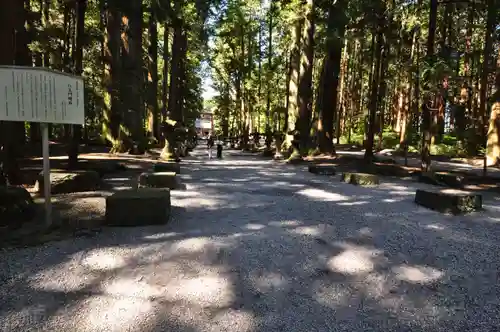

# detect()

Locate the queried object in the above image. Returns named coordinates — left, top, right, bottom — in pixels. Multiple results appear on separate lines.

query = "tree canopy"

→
left=0, top=0, right=499, bottom=184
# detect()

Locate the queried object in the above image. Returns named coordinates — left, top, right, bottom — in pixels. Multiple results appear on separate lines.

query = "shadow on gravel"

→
left=1, top=152, right=500, bottom=331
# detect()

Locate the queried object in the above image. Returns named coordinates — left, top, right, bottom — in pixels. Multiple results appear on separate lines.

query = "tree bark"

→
left=162, top=24, right=170, bottom=120
left=0, top=0, right=29, bottom=185
left=168, top=23, right=182, bottom=122
left=121, top=0, right=145, bottom=154
left=317, top=1, right=346, bottom=155
left=364, top=22, right=384, bottom=162
left=265, top=0, right=274, bottom=146
left=421, top=0, right=438, bottom=172
left=162, top=1, right=183, bottom=160
left=481, top=0, right=496, bottom=170
left=297, top=0, right=315, bottom=157
left=68, top=0, right=86, bottom=168
left=285, top=17, right=303, bottom=154
left=147, top=2, right=160, bottom=141
left=43, top=0, right=50, bottom=67
left=376, top=32, right=390, bottom=150
left=103, top=1, right=123, bottom=152
left=336, top=36, right=349, bottom=143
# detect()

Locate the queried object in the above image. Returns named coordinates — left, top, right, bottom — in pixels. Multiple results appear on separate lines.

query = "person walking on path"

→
left=207, top=134, right=214, bottom=159
left=216, top=137, right=223, bottom=159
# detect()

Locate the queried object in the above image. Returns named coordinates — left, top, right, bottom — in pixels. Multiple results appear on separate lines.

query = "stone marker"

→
left=78, top=161, right=127, bottom=178
left=341, top=172, right=380, bottom=186
left=262, top=149, right=274, bottom=158
left=308, top=165, right=336, bottom=176
left=153, top=162, right=181, bottom=174
left=418, top=171, right=466, bottom=188
left=35, top=170, right=100, bottom=196
left=286, top=157, right=304, bottom=165
left=138, top=172, right=178, bottom=190
left=106, top=188, right=171, bottom=226
left=415, top=189, right=482, bottom=214
left=0, top=186, right=37, bottom=228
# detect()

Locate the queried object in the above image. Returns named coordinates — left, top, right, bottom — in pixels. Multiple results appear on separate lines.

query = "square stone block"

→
left=35, top=170, right=100, bottom=196
left=341, top=172, right=379, bottom=186
left=415, top=189, right=482, bottom=214
left=138, top=172, right=178, bottom=190
left=309, top=164, right=336, bottom=176
left=105, top=188, right=171, bottom=226
left=153, top=162, right=181, bottom=174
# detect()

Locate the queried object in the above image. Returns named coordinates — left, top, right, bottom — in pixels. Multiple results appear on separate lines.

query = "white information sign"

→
left=0, top=66, right=84, bottom=125
left=195, top=119, right=212, bottom=130
left=0, top=66, right=85, bottom=228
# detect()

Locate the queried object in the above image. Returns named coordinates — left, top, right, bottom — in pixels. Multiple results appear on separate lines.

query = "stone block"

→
left=106, top=188, right=171, bottom=226
left=0, top=186, right=37, bottom=228
left=273, top=152, right=284, bottom=161
left=262, top=149, right=274, bottom=157
left=80, top=161, right=127, bottom=177
left=153, top=162, right=181, bottom=174
left=309, top=165, right=336, bottom=176
left=138, top=172, right=178, bottom=190
left=341, top=172, right=379, bottom=186
left=286, top=156, right=304, bottom=165
left=418, top=171, right=466, bottom=188
left=35, top=170, right=100, bottom=196
left=415, top=189, right=482, bottom=214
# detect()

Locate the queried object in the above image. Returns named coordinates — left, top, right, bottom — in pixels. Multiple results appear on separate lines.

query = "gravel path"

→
left=1, top=147, right=500, bottom=331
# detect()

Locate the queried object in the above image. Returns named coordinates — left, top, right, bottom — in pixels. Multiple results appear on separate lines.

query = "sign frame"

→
left=0, top=66, right=85, bottom=227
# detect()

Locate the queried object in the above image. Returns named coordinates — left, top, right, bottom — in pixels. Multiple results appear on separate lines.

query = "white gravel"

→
left=1, top=147, right=500, bottom=331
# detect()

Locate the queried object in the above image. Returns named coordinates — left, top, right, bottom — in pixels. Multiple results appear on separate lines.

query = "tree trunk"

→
left=221, top=83, right=230, bottom=138
left=168, top=26, right=182, bottom=122
left=412, top=21, right=421, bottom=134
left=486, top=70, right=500, bottom=165
left=265, top=0, right=274, bottom=147
left=162, top=24, right=170, bottom=120
left=0, top=0, right=29, bottom=185
left=456, top=2, right=474, bottom=145
left=297, top=0, right=315, bottom=157
left=400, top=28, right=417, bottom=147
left=481, top=0, right=496, bottom=170
left=121, top=0, right=145, bottom=154
left=68, top=0, right=86, bottom=168
left=28, top=0, right=41, bottom=145
left=376, top=32, right=390, bottom=151
left=285, top=17, right=303, bottom=154
left=364, top=23, right=384, bottom=162
left=240, top=24, right=248, bottom=150
left=421, top=0, right=438, bottom=171
left=317, top=1, right=345, bottom=155
left=247, top=32, right=254, bottom=146
left=283, top=47, right=291, bottom=135
left=147, top=3, right=160, bottom=141
left=364, top=32, right=376, bottom=144
left=103, top=1, right=123, bottom=152
left=433, top=2, right=452, bottom=143
left=43, top=0, right=50, bottom=67
left=162, top=2, right=183, bottom=160
left=336, top=36, right=349, bottom=143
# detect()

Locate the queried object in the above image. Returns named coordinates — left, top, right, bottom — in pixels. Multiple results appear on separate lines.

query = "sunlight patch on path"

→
left=289, top=226, right=323, bottom=236
left=251, top=272, right=289, bottom=292
left=392, top=265, right=444, bottom=284
left=79, top=295, right=155, bottom=332
left=327, top=244, right=384, bottom=276
left=297, top=188, right=349, bottom=202
left=81, top=249, right=127, bottom=271
left=164, top=275, right=235, bottom=307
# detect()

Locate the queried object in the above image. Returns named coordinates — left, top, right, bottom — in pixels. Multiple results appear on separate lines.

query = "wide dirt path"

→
left=1, top=146, right=500, bottom=331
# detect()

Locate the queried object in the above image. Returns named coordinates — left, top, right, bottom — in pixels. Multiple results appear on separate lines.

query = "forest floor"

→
left=1, top=145, right=500, bottom=331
